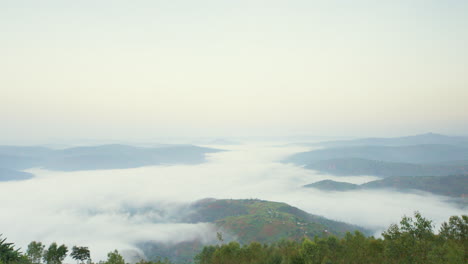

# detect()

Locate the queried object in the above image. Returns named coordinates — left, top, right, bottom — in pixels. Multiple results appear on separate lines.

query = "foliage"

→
left=136, top=260, right=174, bottom=264
left=43, top=243, right=68, bottom=264
left=70, top=246, right=91, bottom=264
left=2, top=213, right=466, bottom=264
left=195, top=213, right=468, bottom=264
left=141, top=199, right=366, bottom=263
left=0, top=235, right=23, bottom=264
left=27, top=241, right=45, bottom=264
left=189, top=199, right=367, bottom=244
left=104, top=250, right=125, bottom=264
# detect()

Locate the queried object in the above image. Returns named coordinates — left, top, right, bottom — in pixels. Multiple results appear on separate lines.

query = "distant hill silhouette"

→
left=304, top=175, right=468, bottom=198
left=0, top=144, right=221, bottom=180
left=287, top=144, right=468, bottom=165
left=0, top=168, right=34, bottom=181
left=308, top=133, right=468, bottom=147
left=299, top=158, right=468, bottom=177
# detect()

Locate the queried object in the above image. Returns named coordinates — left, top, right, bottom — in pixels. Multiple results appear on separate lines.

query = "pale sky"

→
left=1, top=0, right=468, bottom=143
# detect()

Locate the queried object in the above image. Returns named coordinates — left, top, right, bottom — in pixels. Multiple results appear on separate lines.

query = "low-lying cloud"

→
left=0, top=143, right=464, bottom=261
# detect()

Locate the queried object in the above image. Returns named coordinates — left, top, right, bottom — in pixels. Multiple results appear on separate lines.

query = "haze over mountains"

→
left=1, top=133, right=467, bottom=263
left=2, top=1, right=468, bottom=262
left=305, top=175, right=468, bottom=198
left=0, top=144, right=220, bottom=181
left=286, top=133, right=468, bottom=178
left=305, top=132, right=468, bottom=147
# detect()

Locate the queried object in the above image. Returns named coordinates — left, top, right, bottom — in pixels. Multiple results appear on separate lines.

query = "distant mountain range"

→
left=308, top=133, right=468, bottom=148
left=286, top=144, right=468, bottom=164
left=304, top=175, right=468, bottom=198
left=138, top=199, right=367, bottom=263
left=285, top=133, right=468, bottom=178
left=0, top=144, right=221, bottom=181
left=298, top=158, right=468, bottom=177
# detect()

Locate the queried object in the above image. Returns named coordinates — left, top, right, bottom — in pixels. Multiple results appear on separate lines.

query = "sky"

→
left=1, top=0, right=468, bottom=144
left=1, top=144, right=464, bottom=261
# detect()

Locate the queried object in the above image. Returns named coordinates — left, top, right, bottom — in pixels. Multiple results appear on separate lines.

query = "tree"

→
left=382, top=211, right=435, bottom=264
left=105, top=250, right=125, bottom=264
left=70, top=246, right=90, bottom=264
left=439, top=215, right=468, bottom=242
left=27, top=241, right=45, bottom=264
left=0, top=235, right=22, bottom=264
left=43, top=243, right=68, bottom=264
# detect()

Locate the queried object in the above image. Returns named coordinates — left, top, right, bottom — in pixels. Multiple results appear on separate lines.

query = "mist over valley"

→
left=1, top=135, right=466, bottom=262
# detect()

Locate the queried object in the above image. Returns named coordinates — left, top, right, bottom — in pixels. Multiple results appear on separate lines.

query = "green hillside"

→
left=186, top=199, right=366, bottom=243
left=139, top=199, right=367, bottom=263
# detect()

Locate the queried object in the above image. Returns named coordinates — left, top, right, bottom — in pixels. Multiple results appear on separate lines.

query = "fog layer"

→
left=0, top=144, right=464, bottom=261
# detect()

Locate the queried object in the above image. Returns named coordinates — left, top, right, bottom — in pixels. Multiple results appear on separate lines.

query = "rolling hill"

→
left=185, top=199, right=365, bottom=242
left=304, top=175, right=468, bottom=198
left=309, top=133, right=468, bottom=148
left=300, top=158, right=468, bottom=177
left=0, top=144, right=221, bottom=180
left=0, top=144, right=222, bottom=170
left=43, top=144, right=221, bottom=170
left=286, top=144, right=468, bottom=165
left=138, top=199, right=367, bottom=263
left=0, top=168, right=34, bottom=181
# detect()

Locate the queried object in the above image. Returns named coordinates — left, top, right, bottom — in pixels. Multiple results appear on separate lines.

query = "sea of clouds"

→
left=0, top=143, right=464, bottom=262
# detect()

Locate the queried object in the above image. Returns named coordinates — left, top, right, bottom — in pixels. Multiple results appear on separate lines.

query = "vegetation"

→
left=0, top=235, right=25, bottom=264
left=140, top=199, right=367, bottom=263
left=70, top=246, right=90, bottom=264
left=1, top=213, right=466, bottom=264
left=104, top=250, right=125, bottom=264
left=26, top=242, right=44, bottom=264
left=194, top=213, right=467, bottom=264
left=186, top=199, right=367, bottom=242
left=43, top=243, right=68, bottom=264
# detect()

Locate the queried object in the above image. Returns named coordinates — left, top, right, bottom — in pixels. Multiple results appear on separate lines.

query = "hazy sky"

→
left=1, top=0, right=468, bottom=143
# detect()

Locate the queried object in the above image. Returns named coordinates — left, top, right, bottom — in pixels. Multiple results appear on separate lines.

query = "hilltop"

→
left=139, top=199, right=367, bottom=263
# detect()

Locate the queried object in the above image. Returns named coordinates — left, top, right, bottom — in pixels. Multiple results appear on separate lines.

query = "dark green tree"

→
left=439, top=215, right=468, bottom=242
left=382, top=211, right=435, bottom=264
left=70, top=246, right=90, bottom=264
left=0, top=235, right=22, bottom=264
left=43, top=243, right=68, bottom=264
